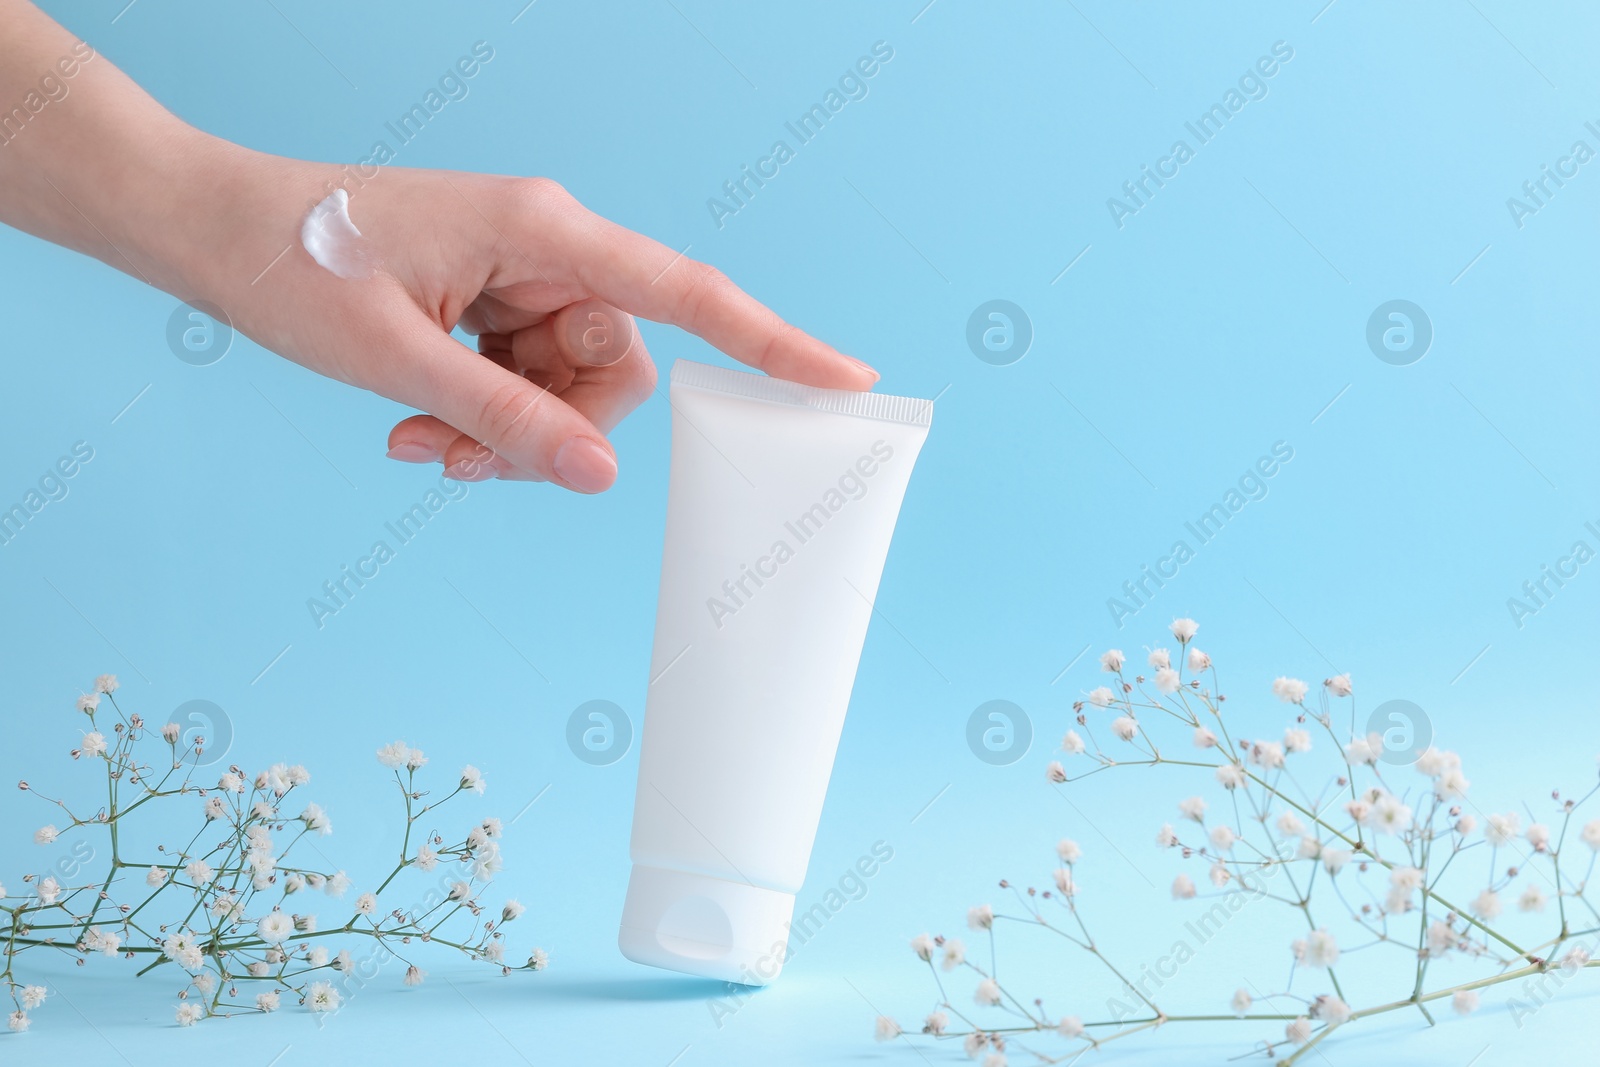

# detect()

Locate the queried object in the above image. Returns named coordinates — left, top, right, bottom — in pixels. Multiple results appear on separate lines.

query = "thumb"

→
left=397, top=319, right=619, bottom=493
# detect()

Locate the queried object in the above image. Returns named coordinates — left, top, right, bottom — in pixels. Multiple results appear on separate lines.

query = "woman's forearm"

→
left=0, top=0, right=234, bottom=297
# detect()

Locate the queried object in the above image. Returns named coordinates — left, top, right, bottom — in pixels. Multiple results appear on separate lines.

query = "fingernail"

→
left=386, top=442, right=439, bottom=463
left=443, top=459, right=494, bottom=482
left=846, top=356, right=880, bottom=382
left=553, top=436, right=617, bottom=494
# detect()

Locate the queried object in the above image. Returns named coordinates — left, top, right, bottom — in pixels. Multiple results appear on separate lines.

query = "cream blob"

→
left=299, top=188, right=379, bottom=280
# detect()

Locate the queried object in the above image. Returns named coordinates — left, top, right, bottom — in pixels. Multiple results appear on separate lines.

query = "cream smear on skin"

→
left=300, top=189, right=380, bottom=280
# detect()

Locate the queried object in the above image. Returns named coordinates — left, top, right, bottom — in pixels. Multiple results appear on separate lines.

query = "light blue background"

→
left=3, top=0, right=1598, bottom=1063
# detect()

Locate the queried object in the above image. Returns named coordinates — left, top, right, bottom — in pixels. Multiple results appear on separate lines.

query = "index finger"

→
left=548, top=206, right=880, bottom=391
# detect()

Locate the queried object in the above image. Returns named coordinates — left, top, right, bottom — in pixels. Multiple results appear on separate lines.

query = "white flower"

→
left=1209, top=862, right=1230, bottom=888
left=1370, top=793, right=1413, bottom=835
left=336, top=949, right=353, bottom=974
left=183, top=860, right=213, bottom=885
left=967, top=904, right=994, bottom=931
left=1157, top=823, right=1178, bottom=847
left=527, top=947, right=548, bottom=971
left=1170, top=618, right=1198, bottom=642
left=1436, top=768, right=1470, bottom=799
left=923, top=1010, right=949, bottom=1036
left=941, top=939, right=965, bottom=971
left=1297, top=836, right=1321, bottom=860
left=1313, top=995, right=1351, bottom=1025
left=413, top=844, right=439, bottom=872
left=482, top=817, right=503, bottom=839
left=203, top=796, right=226, bottom=821
left=305, top=981, right=340, bottom=1012
left=1472, top=888, right=1501, bottom=920
left=36, top=876, right=60, bottom=904
left=1046, top=761, right=1067, bottom=784
left=1087, top=686, right=1115, bottom=708
left=1322, top=848, right=1351, bottom=875
left=376, top=740, right=411, bottom=769
left=449, top=881, right=473, bottom=902
left=286, top=765, right=310, bottom=786
left=257, top=912, right=294, bottom=944
left=146, top=866, right=168, bottom=887
left=80, top=732, right=107, bottom=758
left=1276, top=811, right=1305, bottom=836
left=460, top=765, right=486, bottom=794
left=1053, top=868, right=1075, bottom=896
left=1390, top=866, right=1423, bottom=892
left=910, top=933, right=934, bottom=961
left=6, top=1011, right=27, bottom=1033
left=1485, top=812, right=1521, bottom=847
left=873, top=1015, right=902, bottom=1041
left=1147, top=648, right=1170, bottom=670
left=1187, top=647, right=1211, bottom=672
left=1284, top=728, right=1311, bottom=753
left=1294, top=928, right=1340, bottom=968
left=308, top=946, right=329, bottom=967
left=20, top=986, right=46, bottom=1010
left=1286, top=1016, right=1312, bottom=1044
left=502, top=899, right=525, bottom=923
left=354, top=892, right=377, bottom=915
left=161, top=722, right=181, bottom=743
left=404, top=965, right=426, bottom=987
left=300, top=802, right=332, bottom=835
left=1179, top=796, right=1207, bottom=822
left=1344, top=734, right=1380, bottom=765
left=1209, top=825, right=1236, bottom=851
left=1061, top=731, right=1085, bottom=755
left=1456, top=813, right=1478, bottom=835
left=1272, top=677, right=1308, bottom=704
left=1193, top=726, right=1217, bottom=749
left=95, top=674, right=119, bottom=693
left=33, top=825, right=58, bottom=845
left=1056, top=839, right=1081, bottom=864
left=1215, top=764, right=1245, bottom=790
left=1426, top=920, right=1455, bottom=955
left=192, top=971, right=216, bottom=995
left=1324, top=673, right=1352, bottom=698
left=1230, top=988, right=1251, bottom=1016
left=1111, top=716, right=1138, bottom=741
left=1100, top=649, right=1124, bottom=672
left=1415, top=748, right=1451, bottom=777
left=1154, top=668, right=1181, bottom=694
left=1584, top=819, right=1600, bottom=851
left=1172, top=873, right=1196, bottom=900
left=256, top=991, right=280, bottom=1012
left=76, top=693, right=100, bottom=714
left=974, top=978, right=1001, bottom=1006
left=1345, top=799, right=1371, bottom=825
left=1527, top=823, right=1551, bottom=852
left=325, top=871, right=351, bottom=898
left=295, top=914, right=318, bottom=933
left=1562, top=946, right=1591, bottom=970
left=175, top=1002, right=203, bottom=1026
left=1249, top=741, right=1285, bottom=770
left=1056, top=1015, right=1083, bottom=1038
left=1519, top=884, right=1547, bottom=912
left=982, top=1055, right=1007, bottom=1067
left=1453, top=990, right=1479, bottom=1015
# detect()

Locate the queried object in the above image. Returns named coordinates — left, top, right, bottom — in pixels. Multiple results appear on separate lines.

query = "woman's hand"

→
left=188, top=159, right=880, bottom=492
left=0, top=0, right=879, bottom=494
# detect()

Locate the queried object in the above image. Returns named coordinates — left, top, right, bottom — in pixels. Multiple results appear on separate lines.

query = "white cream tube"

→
left=619, top=360, right=933, bottom=985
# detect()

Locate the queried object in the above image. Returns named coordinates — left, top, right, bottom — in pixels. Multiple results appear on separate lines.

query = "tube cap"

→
left=618, top=864, right=795, bottom=985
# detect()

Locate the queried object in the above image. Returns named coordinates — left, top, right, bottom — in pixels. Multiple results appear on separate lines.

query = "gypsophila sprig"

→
left=0, top=680, right=547, bottom=1032
left=883, top=624, right=1600, bottom=1066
